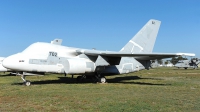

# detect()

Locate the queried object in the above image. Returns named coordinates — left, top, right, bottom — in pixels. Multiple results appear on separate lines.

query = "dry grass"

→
left=0, top=67, right=200, bottom=112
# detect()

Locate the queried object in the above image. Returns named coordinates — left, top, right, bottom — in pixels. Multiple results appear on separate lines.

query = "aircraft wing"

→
left=76, top=49, right=195, bottom=60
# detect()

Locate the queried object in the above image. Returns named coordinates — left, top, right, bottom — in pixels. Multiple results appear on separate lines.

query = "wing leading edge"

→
left=76, top=49, right=195, bottom=60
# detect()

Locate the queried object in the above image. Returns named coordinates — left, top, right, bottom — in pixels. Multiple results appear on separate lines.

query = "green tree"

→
left=170, top=56, right=187, bottom=65
left=157, top=59, right=163, bottom=65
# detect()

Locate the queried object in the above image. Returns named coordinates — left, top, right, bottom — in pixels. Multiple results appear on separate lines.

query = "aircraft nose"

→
left=3, top=55, right=15, bottom=69
left=3, top=53, right=22, bottom=70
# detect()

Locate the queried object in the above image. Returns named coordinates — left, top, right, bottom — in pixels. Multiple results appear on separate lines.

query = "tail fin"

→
left=120, top=19, right=161, bottom=53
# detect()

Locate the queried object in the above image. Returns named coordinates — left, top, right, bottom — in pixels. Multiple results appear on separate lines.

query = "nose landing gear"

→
left=21, top=75, right=31, bottom=86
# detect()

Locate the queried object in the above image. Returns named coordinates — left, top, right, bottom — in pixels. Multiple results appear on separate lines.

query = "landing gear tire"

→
left=24, top=80, right=31, bottom=86
left=98, top=77, right=106, bottom=83
left=21, top=75, right=31, bottom=86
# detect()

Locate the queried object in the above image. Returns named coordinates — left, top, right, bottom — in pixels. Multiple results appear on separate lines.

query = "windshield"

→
left=22, top=42, right=51, bottom=56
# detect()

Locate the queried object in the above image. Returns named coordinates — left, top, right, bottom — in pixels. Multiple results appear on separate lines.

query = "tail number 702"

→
left=49, top=52, right=57, bottom=57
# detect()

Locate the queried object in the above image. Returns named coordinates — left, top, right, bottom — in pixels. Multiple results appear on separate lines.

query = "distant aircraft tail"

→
left=120, top=19, right=161, bottom=53
left=51, top=39, right=62, bottom=45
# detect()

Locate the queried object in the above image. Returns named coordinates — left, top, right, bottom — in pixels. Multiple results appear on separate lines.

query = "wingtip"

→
left=176, top=53, right=195, bottom=57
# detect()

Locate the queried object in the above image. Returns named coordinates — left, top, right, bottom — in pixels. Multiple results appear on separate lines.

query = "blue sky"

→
left=0, top=0, right=200, bottom=58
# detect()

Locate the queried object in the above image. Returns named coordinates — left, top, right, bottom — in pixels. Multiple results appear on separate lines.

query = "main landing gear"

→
left=95, top=75, right=106, bottom=83
left=76, top=74, right=107, bottom=83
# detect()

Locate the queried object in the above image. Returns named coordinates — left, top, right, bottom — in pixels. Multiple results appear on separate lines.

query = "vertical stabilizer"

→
left=120, top=19, right=161, bottom=53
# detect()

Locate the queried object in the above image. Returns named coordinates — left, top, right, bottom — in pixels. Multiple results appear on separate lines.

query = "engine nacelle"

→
left=64, top=59, right=95, bottom=74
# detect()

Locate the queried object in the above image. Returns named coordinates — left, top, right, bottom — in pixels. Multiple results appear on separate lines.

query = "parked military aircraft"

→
left=175, top=59, right=200, bottom=69
left=2, top=19, right=195, bottom=86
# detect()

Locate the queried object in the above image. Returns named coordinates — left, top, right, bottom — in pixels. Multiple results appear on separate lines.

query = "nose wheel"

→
left=21, top=75, right=31, bottom=86
left=24, top=80, right=31, bottom=86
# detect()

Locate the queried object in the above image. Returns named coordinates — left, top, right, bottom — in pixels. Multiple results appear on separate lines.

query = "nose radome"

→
left=3, top=55, right=15, bottom=69
left=3, top=53, right=21, bottom=69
